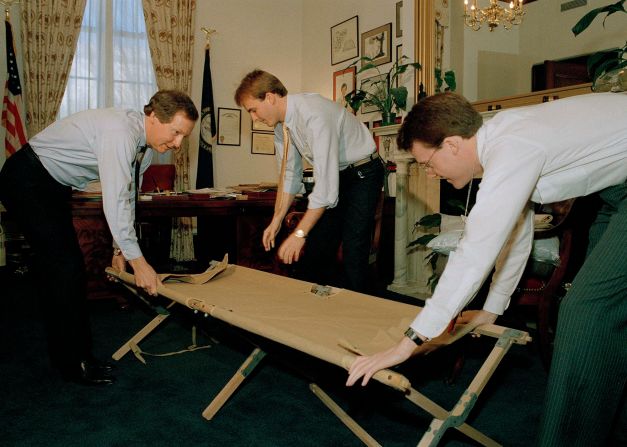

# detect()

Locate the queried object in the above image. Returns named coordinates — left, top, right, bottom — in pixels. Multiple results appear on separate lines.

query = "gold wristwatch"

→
left=294, top=229, right=307, bottom=238
left=112, top=248, right=123, bottom=257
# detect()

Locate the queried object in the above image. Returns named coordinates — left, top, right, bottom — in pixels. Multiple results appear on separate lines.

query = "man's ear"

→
left=443, top=136, right=463, bottom=155
left=265, top=92, right=275, bottom=104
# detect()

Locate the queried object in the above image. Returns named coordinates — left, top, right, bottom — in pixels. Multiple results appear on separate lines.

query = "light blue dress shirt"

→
left=275, top=93, right=376, bottom=209
left=29, top=108, right=152, bottom=260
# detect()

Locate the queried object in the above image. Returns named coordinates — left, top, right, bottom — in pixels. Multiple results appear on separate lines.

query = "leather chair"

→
left=511, top=198, right=576, bottom=368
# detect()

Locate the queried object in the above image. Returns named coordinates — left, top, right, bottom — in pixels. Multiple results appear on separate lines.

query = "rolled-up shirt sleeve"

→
left=410, top=138, right=545, bottom=339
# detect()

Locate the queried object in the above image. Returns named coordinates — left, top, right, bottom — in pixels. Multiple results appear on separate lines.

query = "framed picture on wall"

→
left=396, top=1, right=403, bottom=38
left=251, top=132, right=275, bottom=155
left=361, top=23, right=392, bottom=67
left=252, top=120, right=274, bottom=132
left=217, top=108, right=241, bottom=146
left=333, top=66, right=356, bottom=112
left=330, top=15, right=359, bottom=65
left=395, top=44, right=403, bottom=87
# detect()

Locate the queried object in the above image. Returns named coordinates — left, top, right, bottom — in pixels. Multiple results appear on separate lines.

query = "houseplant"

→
left=344, top=55, right=421, bottom=125
left=572, top=0, right=626, bottom=92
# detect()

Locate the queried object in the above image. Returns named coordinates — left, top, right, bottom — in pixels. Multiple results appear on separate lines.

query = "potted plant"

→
left=572, top=0, right=627, bottom=92
left=344, top=55, right=421, bottom=125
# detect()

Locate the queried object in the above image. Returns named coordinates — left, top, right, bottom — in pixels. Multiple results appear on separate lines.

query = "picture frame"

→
left=252, top=120, right=274, bottom=132
left=361, top=23, right=392, bottom=67
left=330, top=15, right=359, bottom=66
left=360, top=73, right=387, bottom=114
left=396, top=1, right=403, bottom=38
left=217, top=108, right=241, bottom=146
left=395, top=44, right=403, bottom=87
left=251, top=132, right=275, bottom=155
left=333, top=66, right=356, bottom=112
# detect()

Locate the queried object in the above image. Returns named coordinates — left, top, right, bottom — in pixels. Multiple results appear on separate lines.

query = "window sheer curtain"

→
left=59, top=0, right=158, bottom=123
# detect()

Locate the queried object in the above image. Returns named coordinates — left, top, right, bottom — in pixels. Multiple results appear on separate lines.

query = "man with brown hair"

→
left=0, top=90, right=198, bottom=385
left=235, top=69, right=383, bottom=293
left=346, top=92, right=627, bottom=446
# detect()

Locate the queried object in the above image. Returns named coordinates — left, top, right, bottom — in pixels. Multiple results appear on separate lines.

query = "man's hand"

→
left=277, top=235, right=306, bottom=264
left=346, top=337, right=418, bottom=387
left=262, top=219, right=282, bottom=251
left=111, top=253, right=126, bottom=272
left=128, top=256, right=162, bottom=296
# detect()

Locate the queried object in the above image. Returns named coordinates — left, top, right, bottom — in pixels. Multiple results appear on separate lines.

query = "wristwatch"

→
left=294, top=229, right=307, bottom=239
left=404, top=327, right=425, bottom=346
left=112, top=248, right=123, bottom=257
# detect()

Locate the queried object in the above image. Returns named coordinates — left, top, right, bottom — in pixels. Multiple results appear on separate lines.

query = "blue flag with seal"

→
left=196, top=45, right=216, bottom=188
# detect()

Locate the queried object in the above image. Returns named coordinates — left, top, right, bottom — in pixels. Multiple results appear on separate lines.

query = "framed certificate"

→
left=217, top=108, right=241, bottom=146
left=251, top=132, right=275, bottom=155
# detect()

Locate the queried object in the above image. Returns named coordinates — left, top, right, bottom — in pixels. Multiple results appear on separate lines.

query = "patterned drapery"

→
left=142, top=0, right=196, bottom=262
left=21, top=0, right=87, bottom=136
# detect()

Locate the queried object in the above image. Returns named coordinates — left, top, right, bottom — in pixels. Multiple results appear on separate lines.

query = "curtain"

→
left=142, top=0, right=196, bottom=262
left=21, top=0, right=87, bottom=136
left=58, top=0, right=158, bottom=119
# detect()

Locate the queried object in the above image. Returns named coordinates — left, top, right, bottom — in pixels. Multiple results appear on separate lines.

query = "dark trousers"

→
left=300, top=157, right=384, bottom=294
left=538, top=182, right=627, bottom=446
left=0, top=145, right=92, bottom=371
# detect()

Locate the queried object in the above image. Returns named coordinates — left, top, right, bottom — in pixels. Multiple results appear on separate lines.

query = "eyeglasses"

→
left=417, top=148, right=437, bottom=171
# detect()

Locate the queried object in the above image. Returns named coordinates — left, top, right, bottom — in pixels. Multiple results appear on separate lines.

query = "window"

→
left=58, top=0, right=157, bottom=118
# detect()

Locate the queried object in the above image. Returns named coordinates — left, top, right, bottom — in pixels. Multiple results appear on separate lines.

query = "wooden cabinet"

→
left=472, top=83, right=593, bottom=113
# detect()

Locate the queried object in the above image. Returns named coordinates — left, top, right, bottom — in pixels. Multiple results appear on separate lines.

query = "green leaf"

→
left=417, top=213, right=442, bottom=228
left=572, top=0, right=626, bottom=36
left=407, top=234, right=437, bottom=248
left=390, top=87, right=409, bottom=111
left=444, top=70, right=457, bottom=92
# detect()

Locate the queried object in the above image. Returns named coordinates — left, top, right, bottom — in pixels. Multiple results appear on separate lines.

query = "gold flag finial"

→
left=201, top=27, right=216, bottom=50
left=0, top=0, right=20, bottom=21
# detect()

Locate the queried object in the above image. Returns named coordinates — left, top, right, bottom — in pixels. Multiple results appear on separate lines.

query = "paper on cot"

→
left=158, top=254, right=229, bottom=284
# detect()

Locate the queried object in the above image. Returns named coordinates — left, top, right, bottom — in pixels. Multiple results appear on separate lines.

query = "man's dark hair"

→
left=144, top=90, right=199, bottom=123
left=234, top=69, right=288, bottom=106
left=397, top=92, right=483, bottom=150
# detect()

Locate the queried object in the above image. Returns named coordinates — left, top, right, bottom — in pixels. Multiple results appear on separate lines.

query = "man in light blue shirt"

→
left=235, top=70, right=384, bottom=293
left=0, top=90, right=198, bottom=385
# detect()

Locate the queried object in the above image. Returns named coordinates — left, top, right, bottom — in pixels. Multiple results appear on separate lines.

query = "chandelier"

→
left=463, top=0, right=525, bottom=32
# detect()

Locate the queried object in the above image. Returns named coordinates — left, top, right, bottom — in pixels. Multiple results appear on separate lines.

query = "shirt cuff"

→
left=409, top=308, right=452, bottom=340
left=483, top=291, right=511, bottom=315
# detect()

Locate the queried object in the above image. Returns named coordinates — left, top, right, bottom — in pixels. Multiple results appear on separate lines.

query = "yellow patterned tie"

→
left=276, top=125, right=290, bottom=210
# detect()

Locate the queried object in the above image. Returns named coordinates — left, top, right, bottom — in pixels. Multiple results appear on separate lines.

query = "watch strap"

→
left=404, top=327, right=425, bottom=346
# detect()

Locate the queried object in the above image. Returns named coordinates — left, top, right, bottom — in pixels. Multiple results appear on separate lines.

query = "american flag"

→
left=2, top=19, right=27, bottom=158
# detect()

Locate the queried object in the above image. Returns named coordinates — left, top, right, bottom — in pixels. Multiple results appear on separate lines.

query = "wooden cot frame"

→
left=107, top=267, right=530, bottom=447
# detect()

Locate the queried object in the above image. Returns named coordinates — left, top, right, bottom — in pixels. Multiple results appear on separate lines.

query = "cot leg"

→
left=202, top=347, right=266, bottom=420
left=415, top=329, right=526, bottom=447
left=310, top=383, right=382, bottom=447
left=112, top=300, right=176, bottom=361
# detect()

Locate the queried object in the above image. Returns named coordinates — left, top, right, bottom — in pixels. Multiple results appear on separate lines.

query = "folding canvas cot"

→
left=106, top=259, right=530, bottom=447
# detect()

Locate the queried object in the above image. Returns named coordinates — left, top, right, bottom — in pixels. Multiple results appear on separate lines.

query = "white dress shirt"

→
left=412, top=92, right=627, bottom=338
left=275, top=93, right=376, bottom=209
left=29, top=108, right=152, bottom=260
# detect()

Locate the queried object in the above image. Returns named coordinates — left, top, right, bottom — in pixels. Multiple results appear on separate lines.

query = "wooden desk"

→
left=71, top=193, right=293, bottom=299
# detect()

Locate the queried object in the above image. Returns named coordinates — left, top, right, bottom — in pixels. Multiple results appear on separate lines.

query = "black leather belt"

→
left=345, top=152, right=379, bottom=170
